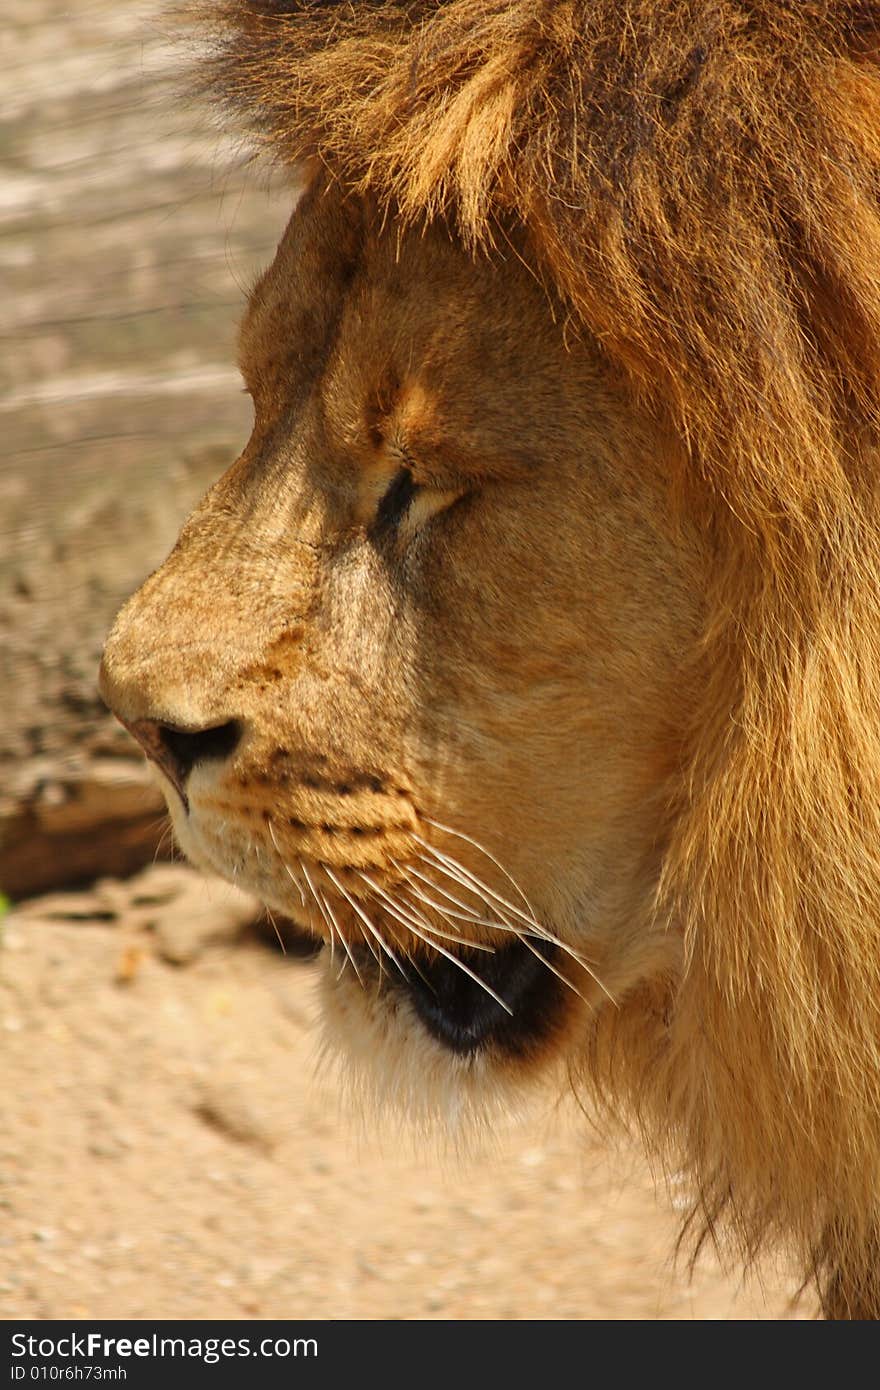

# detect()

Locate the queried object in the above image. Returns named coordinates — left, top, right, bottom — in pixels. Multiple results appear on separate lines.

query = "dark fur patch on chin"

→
left=390, top=938, right=566, bottom=1058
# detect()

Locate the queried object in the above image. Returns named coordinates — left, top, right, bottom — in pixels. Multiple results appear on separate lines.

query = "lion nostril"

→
left=125, top=718, right=242, bottom=806
left=162, top=720, right=242, bottom=776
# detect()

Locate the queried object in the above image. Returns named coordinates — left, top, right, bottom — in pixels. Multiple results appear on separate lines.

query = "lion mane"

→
left=193, top=0, right=880, bottom=1317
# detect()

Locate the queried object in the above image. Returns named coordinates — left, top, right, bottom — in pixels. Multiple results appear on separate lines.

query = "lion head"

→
left=100, top=1, right=880, bottom=1317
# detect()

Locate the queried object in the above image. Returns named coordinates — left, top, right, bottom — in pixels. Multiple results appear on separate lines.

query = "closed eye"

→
left=375, top=467, right=420, bottom=530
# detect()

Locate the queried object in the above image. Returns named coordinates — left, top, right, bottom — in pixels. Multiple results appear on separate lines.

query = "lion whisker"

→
left=395, top=853, right=525, bottom=936
left=397, top=920, right=513, bottom=1015
left=302, top=859, right=360, bottom=984
left=323, top=864, right=406, bottom=981
left=358, top=871, right=495, bottom=953
left=397, top=889, right=498, bottom=951
left=416, top=837, right=571, bottom=947
left=412, top=842, right=551, bottom=949
left=348, top=883, right=515, bottom=1014
left=297, top=856, right=337, bottom=972
left=397, top=864, right=561, bottom=955
left=392, top=861, right=494, bottom=925
left=317, top=886, right=366, bottom=987
left=413, top=834, right=547, bottom=936
left=355, top=877, right=512, bottom=1012
left=266, top=817, right=307, bottom=908
left=152, top=816, right=174, bottom=864
left=413, top=841, right=616, bottom=1002
left=404, top=866, right=594, bottom=1003
left=263, top=903, right=286, bottom=956
left=514, top=932, right=594, bottom=1006
left=358, top=869, right=456, bottom=949
left=349, top=902, right=437, bottom=994
left=422, top=815, right=539, bottom=920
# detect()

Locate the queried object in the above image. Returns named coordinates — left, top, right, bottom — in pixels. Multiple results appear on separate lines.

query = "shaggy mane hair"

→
left=194, top=0, right=880, bottom=1317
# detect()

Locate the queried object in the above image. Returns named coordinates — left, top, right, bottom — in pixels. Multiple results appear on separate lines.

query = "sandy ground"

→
left=0, top=865, right=809, bottom=1322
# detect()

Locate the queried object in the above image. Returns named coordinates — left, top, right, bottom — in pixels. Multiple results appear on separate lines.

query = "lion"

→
left=99, top=0, right=880, bottom=1318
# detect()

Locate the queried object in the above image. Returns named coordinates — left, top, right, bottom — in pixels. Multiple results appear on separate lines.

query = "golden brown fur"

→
left=101, top=1, right=880, bottom=1317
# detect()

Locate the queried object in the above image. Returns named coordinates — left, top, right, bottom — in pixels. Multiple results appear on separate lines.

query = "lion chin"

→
left=314, top=951, right=577, bottom=1140
left=100, top=0, right=880, bottom=1318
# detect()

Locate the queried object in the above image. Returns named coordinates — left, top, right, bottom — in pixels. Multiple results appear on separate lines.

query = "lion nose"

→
left=124, top=718, right=242, bottom=807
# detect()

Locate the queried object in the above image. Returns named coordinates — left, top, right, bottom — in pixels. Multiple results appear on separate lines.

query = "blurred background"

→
left=0, top=0, right=804, bottom=1320
left=2, top=0, right=290, bottom=900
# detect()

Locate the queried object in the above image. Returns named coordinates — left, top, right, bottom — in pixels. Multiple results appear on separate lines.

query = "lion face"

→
left=100, top=181, right=703, bottom=1114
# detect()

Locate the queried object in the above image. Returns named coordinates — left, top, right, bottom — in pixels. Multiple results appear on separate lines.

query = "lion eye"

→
left=375, top=467, right=420, bottom=530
